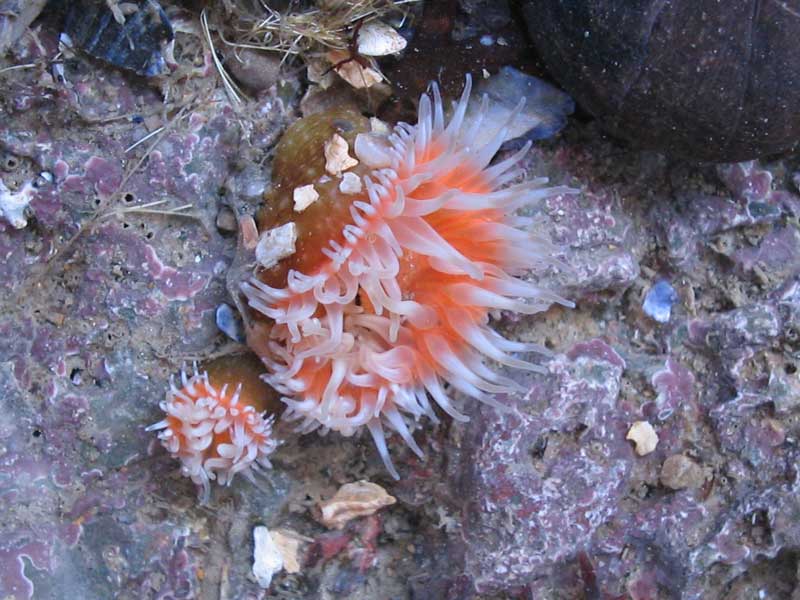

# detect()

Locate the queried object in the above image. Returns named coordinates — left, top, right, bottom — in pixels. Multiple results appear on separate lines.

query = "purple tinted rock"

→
left=705, top=304, right=781, bottom=363
left=768, top=363, right=800, bottom=415
left=717, top=162, right=773, bottom=204
left=650, top=357, right=698, bottom=422
left=730, top=226, right=800, bottom=288
left=571, top=247, right=640, bottom=296
left=0, top=21, right=296, bottom=597
left=686, top=477, right=800, bottom=597
left=717, top=162, right=800, bottom=218
left=653, top=162, right=800, bottom=272
left=0, top=538, right=53, bottom=599
left=777, top=276, right=800, bottom=342
left=449, top=334, right=788, bottom=598
left=710, top=392, right=789, bottom=481
left=3, top=5, right=800, bottom=598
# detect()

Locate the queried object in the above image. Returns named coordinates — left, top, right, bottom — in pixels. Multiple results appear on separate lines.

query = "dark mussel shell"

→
left=63, top=0, right=173, bottom=77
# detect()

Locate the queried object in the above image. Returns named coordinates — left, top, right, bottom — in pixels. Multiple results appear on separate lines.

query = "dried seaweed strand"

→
left=221, top=0, right=417, bottom=63
left=201, top=8, right=246, bottom=106
left=99, top=199, right=198, bottom=221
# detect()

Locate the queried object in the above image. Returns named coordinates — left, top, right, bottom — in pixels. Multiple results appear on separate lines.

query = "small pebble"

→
left=270, top=530, right=304, bottom=574
left=225, top=48, right=282, bottom=92
left=660, top=454, right=705, bottom=490
left=216, top=206, right=237, bottom=234
left=339, top=172, right=362, bottom=195
left=369, top=117, right=390, bottom=135
left=324, top=134, right=358, bottom=176
left=293, top=184, right=320, bottom=212
left=239, top=169, right=269, bottom=202
left=46, top=312, right=66, bottom=327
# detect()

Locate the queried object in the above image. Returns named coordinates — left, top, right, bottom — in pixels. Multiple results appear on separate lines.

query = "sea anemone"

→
left=147, top=362, right=278, bottom=502
left=241, top=75, right=573, bottom=478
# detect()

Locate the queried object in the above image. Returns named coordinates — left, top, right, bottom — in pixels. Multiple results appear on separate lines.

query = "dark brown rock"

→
left=522, top=0, right=800, bottom=161
left=225, top=48, right=282, bottom=93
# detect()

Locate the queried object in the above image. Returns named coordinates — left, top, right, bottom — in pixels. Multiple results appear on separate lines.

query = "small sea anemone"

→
left=241, top=75, right=573, bottom=478
left=147, top=363, right=278, bottom=502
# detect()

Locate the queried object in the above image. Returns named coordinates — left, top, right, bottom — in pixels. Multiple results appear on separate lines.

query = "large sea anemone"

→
left=241, top=75, right=572, bottom=478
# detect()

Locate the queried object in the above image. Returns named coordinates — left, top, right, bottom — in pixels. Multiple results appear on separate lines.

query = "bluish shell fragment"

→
left=466, top=66, right=575, bottom=149
left=643, top=280, right=678, bottom=323
left=216, top=303, right=246, bottom=343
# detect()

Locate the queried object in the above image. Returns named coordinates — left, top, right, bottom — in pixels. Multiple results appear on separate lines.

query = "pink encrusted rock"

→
left=653, top=161, right=800, bottom=273
left=545, top=189, right=641, bottom=298
left=732, top=226, right=800, bottom=281
left=453, top=339, right=634, bottom=593
left=650, top=358, right=698, bottom=421
left=0, top=26, right=293, bottom=599
left=447, top=338, right=772, bottom=597
left=3, top=5, right=800, bottom=597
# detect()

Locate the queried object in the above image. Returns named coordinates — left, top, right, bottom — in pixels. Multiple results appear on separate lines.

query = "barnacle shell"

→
left=356, top=21, right=407, bottom=57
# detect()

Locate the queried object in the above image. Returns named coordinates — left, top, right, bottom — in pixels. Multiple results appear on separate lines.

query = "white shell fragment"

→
left=356, top=21, right=407, bottom=57
left=318, top=480, right=396, bottom=529
left=626, top=421, right=659, bottom=456
left=270, top=529, right=306, bottom=574
left=339, top=172, right=362, bottom=195
left=293, top=184, right=320, bottom=212
left=324, top=134, right=359, bottom=176
left=252, top=526, right=284, bottom=588
left=255, top=222, right=297, bottom=269
left=327, top=49, right=382, bottom=89
left=0, top=179, right=36, bottom=229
